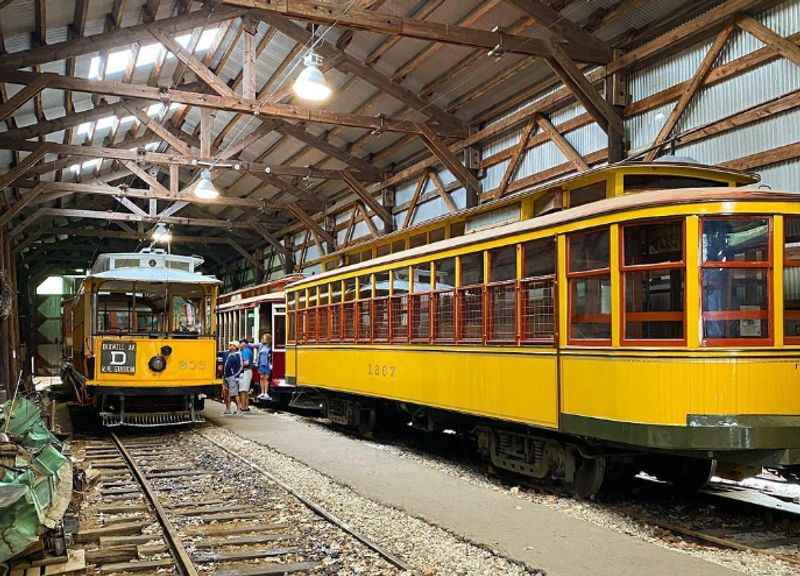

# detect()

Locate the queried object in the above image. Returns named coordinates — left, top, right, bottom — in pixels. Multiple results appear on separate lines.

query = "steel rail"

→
left=199, top=432, right=414, bottom=573
left=110, top=433, right=199, bottom=576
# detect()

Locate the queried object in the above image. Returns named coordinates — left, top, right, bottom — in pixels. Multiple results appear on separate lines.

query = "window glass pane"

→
left=429, top=227, right=445, bottom=243
left=358, top=275, right=372, bottom=298
left=569, top=229, right=609, bottom=272
left=413, top=263, right=431, bottom=292
left=571, top=276, right=611, bottom=339
left=702, top=218, right=769, bottom=262
left=410, top=233, right=427, bottom=248
left=435, top=258, right=456, bottom=290
left=358, top=301, right=371, bottom=340
left=703, top=268, right=768, bottom=339
left=374, top=298, right=389, bottom=340
left=411, top=294, right=430, bottom=339
left=624, top=221, right=683, bottom=266
left=524, top=238, right=555, bottom=278
left=375, top=272, right=390, bottom=298
left=287, top=292, right=296, bottom=310
left=343, top=303, right=355, bottom=339
left=308, top=288, right=317, bottom=308
left=569, top=181, right=606, bottom=208
left=625, top=269, right=684, bottom=340
left=377, top=244, right=391, bottom=257
left=392, top=240, right=406, bottom=253
left=359, top=250, right=372, bottom=262
left=490, top=246, right=516, bottom=282
left=298, top=291, right=306, bottom=309
left=345, top=253, right=360, bottom=266
left=330, top=282, right=341, bottom=304
left=522, top=279, right=555, bottom=340
left=625, top=174, right=721, bottom=193
left=319, top=285, right=329, bottom=306
left=392, top=267, right=409, bottom=294
left=785, top=267, right=800, bottom=338
left=450, top=221, right=466, bottom=238
left=786, top=216, right=800, bottom=262
left=461, top=252, right=484, bottom=286
left=343, top=278, right=356, bottom=301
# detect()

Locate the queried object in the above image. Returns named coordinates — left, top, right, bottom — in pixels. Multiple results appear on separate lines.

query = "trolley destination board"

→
left=100, top=341, right=137, bottom=373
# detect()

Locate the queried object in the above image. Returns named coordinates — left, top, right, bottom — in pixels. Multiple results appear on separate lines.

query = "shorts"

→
left=225, top=376, right=239, bottom=395
left=238, top=369, right=253, bottom=393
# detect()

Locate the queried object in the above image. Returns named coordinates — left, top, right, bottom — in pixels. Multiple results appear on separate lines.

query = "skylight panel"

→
left=88, top=56, right=101, bottom=79
left=137, top=43, right=163, bottom=67
left=196, top=28, right=218, bottom=52
left=96, top=116, right=117, bottom=131
left=147, top=103, right=165, bottom=117
left=145, top=142, right=159, bottom=151
left=77, top=122, right=93, bottom=135
left=119, top=115, right=136, bottom=125
left=83, top=158, right=101, bottom=170
left=106, top=50, right=131, bottom=75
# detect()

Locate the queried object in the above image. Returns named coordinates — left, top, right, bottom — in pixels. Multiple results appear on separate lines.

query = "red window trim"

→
left=519, top=275, right=557, bottom=344
left=784, top=217, right=800, bottom=344
left=456, top=284, right=485, bottom=344
left=389, top=294, right=410, bottom=343
left=373, top=296, right=390, bottom=343
left=620, top=218, right=687, bottom=347
left=409, top=292, right=432, bottom=343
left=486, top=279, right=518, bottom=343
left=357, top=299, right=372, bottom=343
left=432, top=290, right=456, bottom=343
left=567, top=227, right=611, bottom=346
left=700, top=216, right=773, bottom=347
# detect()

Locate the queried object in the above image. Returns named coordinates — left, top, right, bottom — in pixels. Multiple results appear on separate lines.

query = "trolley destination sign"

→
left=100, top=341, right=137, bottom=374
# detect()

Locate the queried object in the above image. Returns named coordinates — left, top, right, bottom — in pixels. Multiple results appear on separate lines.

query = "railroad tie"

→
left=212, top=562, right=320, bottom=576
left=192, top=548, right=297, bottom=563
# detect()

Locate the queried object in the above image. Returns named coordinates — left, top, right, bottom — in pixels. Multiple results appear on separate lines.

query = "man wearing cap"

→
left=223, top=341, right=243, bottom=415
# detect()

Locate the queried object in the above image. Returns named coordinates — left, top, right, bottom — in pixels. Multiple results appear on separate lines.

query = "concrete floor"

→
left=205, top=402, right=738, bottom=576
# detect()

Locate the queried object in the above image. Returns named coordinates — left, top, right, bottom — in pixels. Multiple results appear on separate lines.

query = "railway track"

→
left=72, top=430, right=413, bottom=576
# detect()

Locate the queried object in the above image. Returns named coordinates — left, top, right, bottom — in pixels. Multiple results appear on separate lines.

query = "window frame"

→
left=785, top=216, right=800, bottom=345
left=432, top=258, right=456, bottom=343
left=389, top=267, right=410, bottom=343
left=620, top=218, right=687, bottom=347
left=357, top=275, right=373, bottom=343
left=520, top=237, right=558, bottom=345
left=486, top=245, right=518, bottom=343
left=567, top=227, right=611, bottom=346
left=700, top=215, right=773, bottom=347
left=410, top=262, right=433, bottom=342
left=456, top=252, right=485, bottom=343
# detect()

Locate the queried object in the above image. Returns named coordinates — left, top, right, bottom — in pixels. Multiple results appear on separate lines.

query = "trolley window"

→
left=330, top=281, right=342, bottom=343
left=521, top=237, right=556, bottom=343
left=569, top=181, right=606, bottom=208
left=785, top=217, right=800, bottom=343
left=374, top=271, right=390, bottom=341
left=701, top=217, right=771, bottom=345
left=433, top=258, right=456, bottom=342
left=488, top=246, right=517, bottom=342
left=568, top=228, right=611, bottom=344
left=624, top=174, right=722, bottom=193
left=390, top=267, right=410, bottom=342
left=622, top=220, right=685, bottom=344
left=358, top=275, right=372, bottom=342
left=411, top=263, right=431, bottom=341
left=458, top=252, right=484, bottom=342
left=343, top=278, right=356, bottom=341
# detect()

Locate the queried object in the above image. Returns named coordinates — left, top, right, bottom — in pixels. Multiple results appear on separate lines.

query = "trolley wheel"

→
left=671, top=458, right=716, bottom=493
left=358, top=406, right=376, bottom=439
left=573, top=455, right=607, bottom=499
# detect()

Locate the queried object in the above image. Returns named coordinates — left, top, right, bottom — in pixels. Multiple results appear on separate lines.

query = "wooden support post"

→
left=416, top=123, right=480, bottom=202
left=645, top=22, right=734, bottom=161
left=0, top=145, right=49, bottom=191
left=0, top=77, right=50, bottom=122
left=242, top=17, right=258, bottom=101
left=493, top=119, right=536, bottom=200
left=341, top=169, right=393, bottom=232
left=605, top=48, right=627, bottom=163
left=429, top=170, right=457, bottom=212
left=201, top=108, right=213, bottom=159
left=170, top=164, right=179, bottom=194
left=401, top=171, right=429, bottom=230
left=535, top=114, right=588, bottom=171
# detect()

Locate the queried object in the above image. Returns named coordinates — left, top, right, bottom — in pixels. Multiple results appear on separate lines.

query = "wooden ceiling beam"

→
left=341, top=169, right=393, bottom=230
left=259, top=13, right=463, bottom=131
left=505, top=0, right=609, bottom=53
left=0, top=139, right=381, bottom=181
left=0, top=76, right=50, bottom=122
left=736, top=14, right=800, bottom=66
left=545, top=40, right=624, bottom=135
left=0, top=6, right=247, bottom=69
left=233, top=0, right=609, bottom=63
left=416, top=122, right=481, bottom=201
left=535, top=114, right=588, bottom=171
left=0, top=70, right=462, bottom=137
left=36, top=207, right=254, bottom=230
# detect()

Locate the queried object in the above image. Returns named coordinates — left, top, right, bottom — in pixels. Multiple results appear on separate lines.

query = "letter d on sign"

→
left=110, top=351, right=127, bottom=366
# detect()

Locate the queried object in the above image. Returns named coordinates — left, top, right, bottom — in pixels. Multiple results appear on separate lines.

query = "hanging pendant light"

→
left=151, top=222, right=172, bottom=244
left=194, top=168, right=220, bottom=199
left=293, top=50, right=331, bottom=102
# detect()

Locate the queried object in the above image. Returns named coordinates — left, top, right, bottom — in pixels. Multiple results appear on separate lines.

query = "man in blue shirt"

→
left=222, top=341, right=242, bottom=415
left=238, top=338, right=254, bottom=412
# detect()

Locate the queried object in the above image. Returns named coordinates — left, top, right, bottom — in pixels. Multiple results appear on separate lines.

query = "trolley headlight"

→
left=149, top=355, right=167, bottom=372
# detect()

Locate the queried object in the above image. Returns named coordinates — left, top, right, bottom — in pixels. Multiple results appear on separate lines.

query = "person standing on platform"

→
left=257, top=333, right=273, bottom=403
left=223, top=341, right=242, bottom=415
left=238, top=337, right=254, bottom=412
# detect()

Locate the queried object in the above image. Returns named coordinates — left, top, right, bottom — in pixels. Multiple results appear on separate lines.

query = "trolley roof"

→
left=87, top=249, right=220, bottom=285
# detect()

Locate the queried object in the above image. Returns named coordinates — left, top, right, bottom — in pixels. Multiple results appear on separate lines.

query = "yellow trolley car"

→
left=285, top=161, right=800, bottom=496
left=64, top=248, right=221, bottom=426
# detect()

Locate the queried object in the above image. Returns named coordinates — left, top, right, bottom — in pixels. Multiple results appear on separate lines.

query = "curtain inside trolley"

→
left=93, top=281, right=212, bottom=338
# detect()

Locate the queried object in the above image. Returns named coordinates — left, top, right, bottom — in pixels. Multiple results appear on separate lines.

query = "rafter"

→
left=492, top=119, right=536, bottom=200
left=232, top=0, right=609, bottom=63
left=1, top=70, right=463, bottom=138
left=536, top=114, right=588, bottom=171
left=505, top=0, right=609, bottom=54
left=736, top=14, right=800, bottom=66
left=341, top=169, right=393, bottom=231
left=36, top=207, right=254, bottom=230
left=0, top=77, right=50, bottom=122
left=645, top=21, right=734, bottom=161
left=416, top=122, right=481, bottom=201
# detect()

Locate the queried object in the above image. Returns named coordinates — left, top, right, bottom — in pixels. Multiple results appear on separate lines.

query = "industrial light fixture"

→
left=194, top=168, right=220, bottom=199
left=293, top=50, right=331, bottom=102
left=151, top=223, right=172, bottom=244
